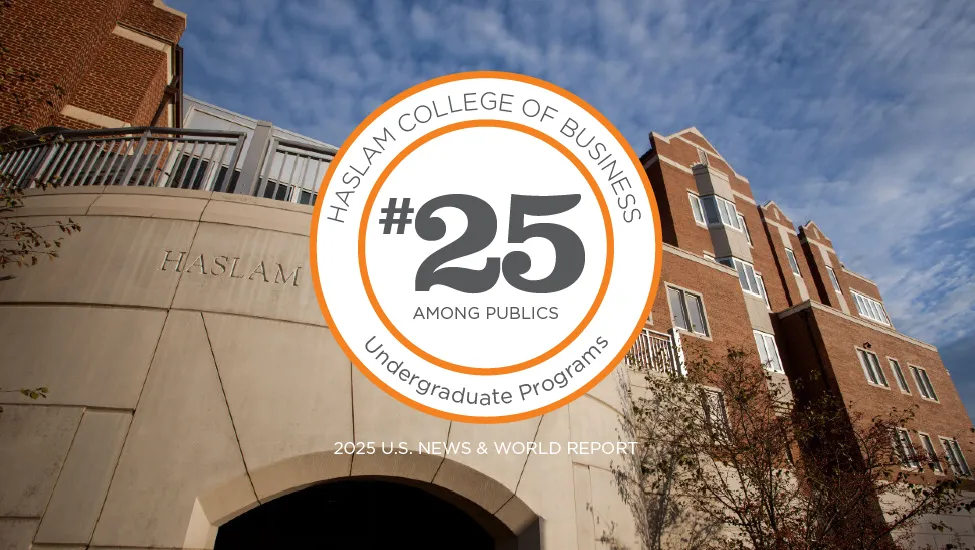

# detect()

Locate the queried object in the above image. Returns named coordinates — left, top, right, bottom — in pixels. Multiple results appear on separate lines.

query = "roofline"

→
left=183, top=94, right=339, bottom=150
left=778, top=300, right=937, bottom=352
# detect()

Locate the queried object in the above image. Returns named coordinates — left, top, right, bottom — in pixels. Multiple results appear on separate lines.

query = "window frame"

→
left=688, top=193, right=707, bottom=227
left=785, top=248, right=801, bottom=276
left=701, top=387, right=729, bottom=438
left=855, top=347, right=889, bottom=388
left=699, top=195, right=744, bottom=232
left=909, top=365, right=939, bottom=402
left=755, top=272, right=771, bottom=310
left=918, top=432, right=943, bottom=474
left=939, top=437, right=972, bottom=477
left=719, top=256, right=762, bottom=297
left=665, top=284, right=711, bottom=338
left=737, top=213, right=752, bottom=245
left=850, top=290, right=890, bottom=326
left=893, top=428, right=920, bottom=469
left=887, top=357, right=911, bottom=394
left=826, top=265, right=842, bottom=294
left=754, top=330, right=784, bottom=373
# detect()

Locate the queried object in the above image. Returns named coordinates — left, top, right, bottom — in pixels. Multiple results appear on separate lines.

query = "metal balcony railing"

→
left=626, top=328, right=682, bottom=376
left=0, top=126, right=336, bottom=204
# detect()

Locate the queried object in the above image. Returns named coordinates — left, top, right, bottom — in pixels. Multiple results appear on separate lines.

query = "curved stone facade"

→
left=0, top=187, right=637, bottom=549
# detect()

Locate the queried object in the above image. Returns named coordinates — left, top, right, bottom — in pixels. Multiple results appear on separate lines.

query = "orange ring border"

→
left=358, top=120, right=614, bottom=375
left=310, top=71, right=664, bottom=424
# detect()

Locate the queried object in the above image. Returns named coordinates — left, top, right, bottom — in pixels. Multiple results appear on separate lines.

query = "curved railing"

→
left=0, top=127, right=335, bottom=206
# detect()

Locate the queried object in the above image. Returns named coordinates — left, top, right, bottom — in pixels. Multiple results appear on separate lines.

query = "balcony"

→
left=0, top=127, right=335, bottom=204
left=625, top=328, right=682, bottom=376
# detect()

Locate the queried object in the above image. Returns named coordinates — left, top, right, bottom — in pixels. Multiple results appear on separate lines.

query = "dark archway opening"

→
left=215, top=476, right=524, bottom=550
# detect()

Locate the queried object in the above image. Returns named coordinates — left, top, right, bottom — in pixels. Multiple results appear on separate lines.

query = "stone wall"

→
left=0, top=187, right=638, bottom=549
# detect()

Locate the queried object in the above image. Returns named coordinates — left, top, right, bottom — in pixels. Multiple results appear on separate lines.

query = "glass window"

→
left=298, top=190, right=317, bottom=205
left=826, top=266, right=842, bottom=293
left=701, top=388, right=728, bottom=436
left=857, top=348, right=888, bottom=387
left=919, top=434, right=942, bottom=474
left=214, top=166, right=241, bottom=194
left=893, top=428, right=919, bottom=469
left=940, top=438, right=972, bottom=476
left=889, top=359, right=910, bottom=394
left=688, top=193, right=706, bottom=225
left=171, top=155, right=211, bottom=190
left=909, top=366, right=938, bottom=401
left=725, top=257, right=761, bottom=296
left=737, top=213, right=751, bottom=244
left=785, top=248, right=801, bottom=276
left=753, top=331, right=783, bottom=373
left=699, top=195, right=742, bottom=231
left=851, top=291, right=890, bottom=325
left=755, top=273, right=771, bottom=309
left=667, top=286, right=709, bottom=337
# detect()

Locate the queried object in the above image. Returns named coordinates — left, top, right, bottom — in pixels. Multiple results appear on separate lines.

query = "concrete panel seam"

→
left=87, top=310, right=170, bottom=545
left=512, top=416, right=544, bottom=495
left=200, top=312, right=260, bottom=506
left=0, top=303, right=327, bottom=330
left=29, top=406, right=85, bottom=544
left=430, top=421, right=452, bottom=482
left=167, top=218, right=203, bottom=310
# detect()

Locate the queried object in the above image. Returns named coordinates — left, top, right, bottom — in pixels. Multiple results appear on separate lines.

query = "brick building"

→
left=0, top=0, right=185, bottom=132
left=640, top=127, right=975, bottom=546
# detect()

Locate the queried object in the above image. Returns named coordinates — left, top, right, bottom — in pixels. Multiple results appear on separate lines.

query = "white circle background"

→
left=315, top=76, right=658, bottom=419
left=366, top=126, right=607, bottom=368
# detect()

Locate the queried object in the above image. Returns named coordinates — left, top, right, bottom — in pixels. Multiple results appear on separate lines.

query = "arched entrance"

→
left=214, top=476, right=528, bottom=549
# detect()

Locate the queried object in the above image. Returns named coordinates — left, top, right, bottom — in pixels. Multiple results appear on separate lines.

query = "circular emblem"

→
left=311, top=72, right=661, bottom=423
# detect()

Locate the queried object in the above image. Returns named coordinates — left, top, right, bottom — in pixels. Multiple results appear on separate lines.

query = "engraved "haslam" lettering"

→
left=160, top=250, right=301, bottom=286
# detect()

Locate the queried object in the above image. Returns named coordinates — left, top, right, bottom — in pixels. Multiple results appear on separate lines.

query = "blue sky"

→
left=169, top=0, right=974, bottom=418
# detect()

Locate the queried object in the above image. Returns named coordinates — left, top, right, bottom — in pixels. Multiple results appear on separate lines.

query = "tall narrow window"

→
left=940, top=438, right=972, bottom=476
left=856, top=348, right=888, bottom=387
left=909, top=366, right=938, bottom=401
left=785, top=248, right=801, bottom=276
left=701, top=388, right=729, bottom=437
left=737, top=213, right=752, bottom=244
left=667, top=286, right=709, bottom=337
left=699, top=195, right=742, bottom=231
left=826, top=265, right=842, bottom=294
left=919, top=434, right=942, bottom=474
left=755, top=273, right=771, bottom=309
left=888, top=358, right=910, bottom=394
left=892, top=428, right=919, bottom=469
left=753, top=331, right=784, bottom=373
left=688, top=193, right=706, bottom=226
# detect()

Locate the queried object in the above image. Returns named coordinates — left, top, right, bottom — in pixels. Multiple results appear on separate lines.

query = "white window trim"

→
left=887, top=357, right=911, bottom=395
left=719, top=256, right=762, bottom=297
left=855, top=347, right=889, bottom=389
left=666, top=284, right=711, bottom=339
left=754, top=330, right=784, bottom=373
left=755, top=272, right=771, bottom=310
left=939, top=437, right=972, bottom=477
left=850, top=290, right=890, bottom=326
left=909, top=365, right=939, bottom=402
left=688, top=192, right=707, bottom=227
left=918, top=432, right=943, bottom=475
left=785, top=247, right=801, bottom=276
left=826, top=265, right=842, bottom=294
left=700, top=195, right=745, bottom=233
left=893, top=428, right=920, bottom=469
left=737, top=213, right=752, bottom=245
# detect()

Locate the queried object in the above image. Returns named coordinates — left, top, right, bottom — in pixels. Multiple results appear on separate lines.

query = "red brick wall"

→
left=650, top=250, right=757, bottom=359
left=70, top=35, right=168, bottom=125
left=780, top=305, right=975, bottom=485
left=0, top=0, right=183, bottom=131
